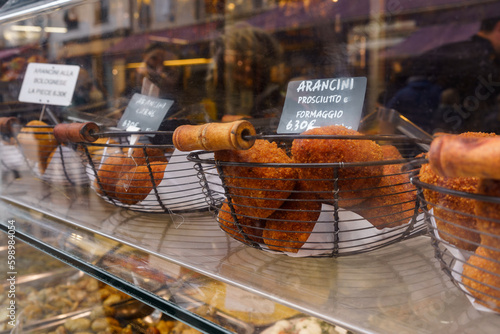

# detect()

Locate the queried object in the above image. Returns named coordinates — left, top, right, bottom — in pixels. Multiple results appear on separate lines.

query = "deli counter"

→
left=1, top=0, right=500, bottom=333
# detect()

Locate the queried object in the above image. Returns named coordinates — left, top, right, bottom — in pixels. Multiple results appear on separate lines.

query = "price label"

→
left=277, top=77, right=367, bottom=133
left=118, top=93, right=174, bottom=132
left=18, top=63, right=80, bottom=106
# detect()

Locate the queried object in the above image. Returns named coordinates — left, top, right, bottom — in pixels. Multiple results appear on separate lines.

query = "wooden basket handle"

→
left=53, top=122, right=100, bottom=143
left=173, top=120, right=256, bottom=151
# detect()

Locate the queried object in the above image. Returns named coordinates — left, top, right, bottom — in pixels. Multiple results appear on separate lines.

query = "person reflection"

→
left=121, top=43, right=183, bottom=118
left=133, top=43, right=192, bottom=144
left=385, top=56, right=442, bottom=135
left=388, top=16, right=500, bottom=134
left=206, top=23, right=285, bottom=122
left=140, top=42, right=182, bottom=100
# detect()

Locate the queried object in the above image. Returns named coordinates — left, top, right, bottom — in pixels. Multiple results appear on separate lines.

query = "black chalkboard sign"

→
left=118, top=93, right=174, bottom=131
left=277, top=77, right=367, bottom=133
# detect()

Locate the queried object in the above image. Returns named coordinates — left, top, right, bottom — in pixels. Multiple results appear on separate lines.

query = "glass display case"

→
left=1, top=0, right=500, bottom=333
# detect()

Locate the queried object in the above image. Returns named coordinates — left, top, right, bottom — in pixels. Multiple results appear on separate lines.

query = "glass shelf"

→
left=1, top=174, right=500, bottom=334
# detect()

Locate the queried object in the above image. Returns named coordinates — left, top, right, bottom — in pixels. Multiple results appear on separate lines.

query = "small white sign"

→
left=18, top=63, right=80, bottom=106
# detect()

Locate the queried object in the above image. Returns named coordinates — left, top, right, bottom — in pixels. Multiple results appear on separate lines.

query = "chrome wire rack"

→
left=188, top=133, right=430, bottom=257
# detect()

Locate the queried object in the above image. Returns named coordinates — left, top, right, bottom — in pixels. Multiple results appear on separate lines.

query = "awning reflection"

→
left=383, top=22, right=479, bottom=58
left=105, top=21, right=219, bottom=55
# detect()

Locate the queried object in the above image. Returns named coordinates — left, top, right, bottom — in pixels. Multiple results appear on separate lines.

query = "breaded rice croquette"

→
left=79, top=137, right=123, bottom=160
left=17, top=120, right=58, bottom=173
left=420, top=163, right=480, bottom=250
left=214, top=139, right=297, bottom=219
left=263, top=182, right=321, bottom=253
left=291, top=125, right=383, bottom=207
left=352, top=147, right=416, bottom=229
left=380, top=145, right=404, bottom=160
left=462, top=246, right=500, bottom=312
left=218, top=202, right=265, bottom=243
left=475, top=178, right=500, bottom=258
left=94, top=154, right=137, bottom=197
left=114, top=162, right=167, bottom=205
left=129, top=146, right=168, bottom=165
left=421, top=132, right=495, bottom=251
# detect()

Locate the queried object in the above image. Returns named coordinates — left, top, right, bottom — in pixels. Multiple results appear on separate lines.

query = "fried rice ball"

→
left=93, top=154, right=137, bottom=198
left=17, top=120, right=58, bottom=173
left=352, top=146, right=417, bottom=229
left=263, top=182, right=321, bottom=253
left=420, top=132, right=495, bottom=250
left=217, top=202, right=265, bottom=244
left=114, top=161, right=167, bottom=205
left=380, top=145, right=404, bottom=160
left=475, top=178, right=500, bottom=258
left=79, top=137, right=123, bottom=161
left=214, top=139, right=297, bottom=219
left=129, top=146, right=169, bottom=165
left=462, top=246, right=500, bottom=312
left=291, top=125, right=383, bottom=207
left=420, top=163, right=479, bottom=250
left=46, top=147, right=58, bottom=170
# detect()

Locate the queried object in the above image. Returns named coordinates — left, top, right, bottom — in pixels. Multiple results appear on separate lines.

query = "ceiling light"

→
left=11, top=25, right=67, bottom=33
left=126, top=58, right=212, bottom=69
left=11, top=25, right=42, bottom=32
left=44, top=27, right=67, bottom=33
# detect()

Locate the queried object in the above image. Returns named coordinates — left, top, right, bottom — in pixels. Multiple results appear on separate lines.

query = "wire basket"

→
left=14, top=121, right=88, bottom=186
left=75, top=127, right=213, bottom=213
left=187, top=131, right=430, bottom=257
left=413, top=169, right=500, bottom=313
left=0, top=117, right=28, bottom=178
left=411, top=133, right=500, bottom=313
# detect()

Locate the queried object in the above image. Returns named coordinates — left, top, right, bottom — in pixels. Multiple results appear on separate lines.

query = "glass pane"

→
left=2, top=1, right=500, bottom=333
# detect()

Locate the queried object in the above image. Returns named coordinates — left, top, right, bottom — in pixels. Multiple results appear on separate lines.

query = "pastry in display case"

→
left=0, top=234, right=347, bottom=334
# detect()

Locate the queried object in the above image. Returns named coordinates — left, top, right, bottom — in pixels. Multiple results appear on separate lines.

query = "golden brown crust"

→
left=462, top=246, right=500, bottom=312
left=17, top=120, right=58, bottom=173
left=380, top=145, right=403, bottom=160
left=92, top=145, right=170, bottom=202
left=79, top=138, right=123, bottom=160
left=291, top=125, right=383, bottom=207
left=419, top=163, right=480, bottom=251
left=475, top=179, right=500, bottom=258
left=217, top=202, right=265, bottom=243
left=353, top=162, right=416, bottom=229
left=419, top=132, right=495, bottom=251
left=215, top=139, right=297, bottom=219
left=263, top=183, right=321, bottom=253
left=94, top=155, right=137, bottom=197
left=129, top=147, right=168, bottom=165
left=114, top=162, right=167, bottom=205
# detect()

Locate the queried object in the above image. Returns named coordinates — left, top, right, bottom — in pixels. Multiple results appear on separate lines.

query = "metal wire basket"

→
left=12, top=120, right=88, bottom=186
left=186, top=128, right=430, bottom=257
left=72, top=124, right=212, bottom=213
left=0, top=117, right=28, bottom=178
left=413, top=168, right=500, bottom=313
